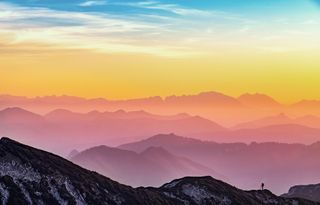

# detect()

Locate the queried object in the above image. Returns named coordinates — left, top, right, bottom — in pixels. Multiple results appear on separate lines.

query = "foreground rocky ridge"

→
left=0, top=137, right=319, bottom=205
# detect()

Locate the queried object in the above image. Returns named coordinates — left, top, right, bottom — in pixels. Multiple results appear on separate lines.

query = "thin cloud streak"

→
left=0, top=1, right=251, bottom=57
left=116, top=0, right=211, bottom=16
left=79, top=1, right=107, bottom=7
left=0, top=2, right=196, bottom=57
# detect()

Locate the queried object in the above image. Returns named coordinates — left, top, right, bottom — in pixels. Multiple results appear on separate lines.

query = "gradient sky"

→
left=1, top=0, right=320, bottom=103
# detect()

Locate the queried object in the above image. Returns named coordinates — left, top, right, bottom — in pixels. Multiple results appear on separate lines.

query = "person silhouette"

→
left=261, top=183, right=265, bottom=190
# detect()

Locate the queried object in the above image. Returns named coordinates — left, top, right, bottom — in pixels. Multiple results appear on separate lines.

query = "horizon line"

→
left=1, top=91, right=319, bottom=105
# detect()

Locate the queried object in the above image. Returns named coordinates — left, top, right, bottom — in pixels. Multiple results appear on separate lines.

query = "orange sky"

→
left=1, top=1, right=320, bottom=103
left=1, top=47, right=320, bottom=104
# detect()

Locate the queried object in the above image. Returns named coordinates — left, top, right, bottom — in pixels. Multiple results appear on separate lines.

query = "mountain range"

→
left=120, top=134, right=320, bottom=194
left=0, top=137, right=319, bottom=205
left=71, top=145, right=223, bottom=187
left=0, top=107, right=225, bottom=154
left=2, top=107, right=320, bottom=155
left=2, top=92, right=320, bottom=126
left=233, top=113, right=320, bottom=129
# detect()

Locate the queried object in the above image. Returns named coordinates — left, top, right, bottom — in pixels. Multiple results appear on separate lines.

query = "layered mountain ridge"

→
left=2, top=91, right=320, bottom=126
left=2, top=107, right=320, bottom=156
left=120, top=134, right=320, bottom=194
left=71, top=145, right=223, bottom=187
left=0, top=137, right=318, bottom=205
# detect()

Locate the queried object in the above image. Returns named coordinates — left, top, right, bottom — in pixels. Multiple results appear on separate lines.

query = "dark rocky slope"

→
left=0, top=137, right=319, bottom=205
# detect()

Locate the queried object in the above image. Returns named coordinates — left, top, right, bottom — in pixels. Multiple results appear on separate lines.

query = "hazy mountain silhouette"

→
left=0, top=107, right=44, bottom=124
left=2, top=107, right=320, bottom=155
left=45, top=108, right=191, bottom=122
left=228, top=124, right=320, bottom=144
left=120, top=134, right=320, bottom=194
left=289, top=100, right=320, bottom=117
left=238, top=93, right=281, bottom=107
left=0, top=137, right=317, bottom=205
left=3, top=91, right=320, bottom=126
left=233, top=113, right=320, bottom=130
left=293, top=100, right=320, bottom=108
left=67, top=149, right=79, bottom=159
left=0, top=107, right=226, bottom=155
left=0, top=92, right=291, bottom=126
left=71, top=145, right=223, bottom=187
left=283, top=183, right=320, bottom=202
left=44, top=108, right=224, bottom=132
left=295, top=115, right=320, bottom=129
left=0, top=91, right=243, bottom=110
left=164, top=91, right=242, bottom=107
left=233, top=113, right=292, bottom=129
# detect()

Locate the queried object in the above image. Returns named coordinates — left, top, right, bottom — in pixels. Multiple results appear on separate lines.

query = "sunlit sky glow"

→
left=1, top=0, right=320, bottom=103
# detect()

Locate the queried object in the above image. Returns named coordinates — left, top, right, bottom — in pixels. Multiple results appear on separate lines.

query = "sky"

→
left=0, top=0, right=320, bottom=103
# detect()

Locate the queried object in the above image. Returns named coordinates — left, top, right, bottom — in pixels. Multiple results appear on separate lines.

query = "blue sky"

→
left=3, top=0, right=317, bottom=17
left=0, top=0, right=319, bottom=56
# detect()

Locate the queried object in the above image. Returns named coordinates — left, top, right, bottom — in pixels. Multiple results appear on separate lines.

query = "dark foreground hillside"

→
left=0, top=137, right=318, bottom=205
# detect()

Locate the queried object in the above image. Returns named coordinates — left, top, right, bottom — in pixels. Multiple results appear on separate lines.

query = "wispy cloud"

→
left=0, top=2, right=198, bottom=57
left=0, top=1, right=256, bottom=56
left=79, top=1, right=107, bottom=7
left=116, top=1, right=210, bottom=16
left=0, top=1, right=318, bottom=57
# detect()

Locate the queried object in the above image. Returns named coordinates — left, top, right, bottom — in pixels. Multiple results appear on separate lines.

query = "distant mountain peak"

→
left=164, top=91, right=241, bottom=106
left=198, top=91, right=232, bottom=97
left=238, top=93, right=281, bottom=107
left=2, top=107, right=23, bottom=111
left=294, top=99, right=320, bottom=107
left=1, top=107, right=33, bottom=114
left=152, top=133, right=179, bottom=138
left=45, top=108, right=75, bottom=115
left=148, top=133, right=193, bottom=142
left=0, top=107, right=43, bottom=123
left=114, top=109, right=126, bottom=114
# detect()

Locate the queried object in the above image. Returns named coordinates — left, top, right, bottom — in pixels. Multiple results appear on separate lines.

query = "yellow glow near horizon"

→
left=1, top=45, right=320, bottom=104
